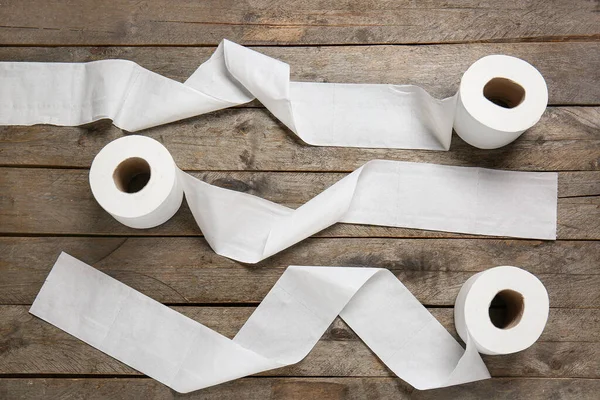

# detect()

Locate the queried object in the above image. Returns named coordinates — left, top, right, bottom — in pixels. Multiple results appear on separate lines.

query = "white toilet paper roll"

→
left=89, top=136, right=558, bottom=263
left=454, top=55, right=548, bottom=149
left=454, top=266, right=550, bottom=355
left=30, top=255, right=550, bottom=393
left=1, top=41, right=548, bottom=150
left=30, top=253, right=493, bottom=393
left=89, top=135, right=184, bottom=229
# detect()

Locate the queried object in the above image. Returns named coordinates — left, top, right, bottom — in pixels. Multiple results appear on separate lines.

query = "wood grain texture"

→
left=1, top=106, right=599, bottom=171
left=0, top=0, right=598, bottom=46
left=1, top=0, right=599, bottom=396
left=0, top=168, right=597, bottom=239
left=0, top=43, right=598, bottom=105
left=1, top=377, right=599, bottom=400
left=1, top=305, right=598, bottom=378
left=1, top=45, right=598, bottom=173
left=3, top=304, right=599, bottom=349
left=1, top=237, right=599, bottom=306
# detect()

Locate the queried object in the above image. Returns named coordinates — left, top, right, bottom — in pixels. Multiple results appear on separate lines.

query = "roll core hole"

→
left=489, top=289, right=525, bottom=329
left=113, top=157, right=151, bottom=194
left=483, top=77, right=526, bottom=109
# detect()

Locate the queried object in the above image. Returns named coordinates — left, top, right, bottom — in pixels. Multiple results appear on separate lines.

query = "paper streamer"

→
left=30, top=254, right=550, bottom=393
left=89, top=135, right=557, bottom=263
left=0, top=40, right=548, bottom=150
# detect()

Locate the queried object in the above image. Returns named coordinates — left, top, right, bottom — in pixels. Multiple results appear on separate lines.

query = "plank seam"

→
left=0, top=36, right=599, bottom=47
left=1, top=233, right=598, bottom=241
left=0, top=373, right=597, bottom=379
left=1, top=166, right=598, bottom=174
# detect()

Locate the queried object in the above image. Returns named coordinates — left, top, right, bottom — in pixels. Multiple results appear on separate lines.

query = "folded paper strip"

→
left=89, top=136, right=558, bottom=263
left=0, top=40, right=547, bottom=150
left=180, top=161, right=559, bottom=263
left=30, top=253, right=491, bottom=393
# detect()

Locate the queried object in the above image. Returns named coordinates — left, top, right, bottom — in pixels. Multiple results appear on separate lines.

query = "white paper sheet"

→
left=90, top=136, right=558, bottom=263
left=183, top=162, right=559, bottom=263
left=1, top=40, right=547, bottom=150
left=30, top=253, right=492, bottom=393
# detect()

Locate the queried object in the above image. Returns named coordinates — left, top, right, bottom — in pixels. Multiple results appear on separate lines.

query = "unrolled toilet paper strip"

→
left=30, top=252, right=493, bottom=393
left=90, top=136, right=558, bottom=263
left=1, top=40, right=548, bottom=150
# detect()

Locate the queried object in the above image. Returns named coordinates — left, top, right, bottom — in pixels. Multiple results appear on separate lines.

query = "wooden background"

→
left=0, top=1, right=599, bottom=398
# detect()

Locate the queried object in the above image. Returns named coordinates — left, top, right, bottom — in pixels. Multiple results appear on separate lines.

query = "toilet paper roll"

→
left=0, top=40, right=547, bottom=150
left=89, top=135, right=184, bottom=229
left=454, top=55, right=548, bottom=149
left=30, top=254, right=549, bottom=393
left=90, top=136, right=558, bottom=263
left=29, top=253, right=490, bottom=393
left=454, top=266, right=550, bottom=355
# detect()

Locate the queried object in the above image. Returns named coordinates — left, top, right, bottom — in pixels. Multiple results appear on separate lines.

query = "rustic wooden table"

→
left=1, top=1, right=599, bottom=399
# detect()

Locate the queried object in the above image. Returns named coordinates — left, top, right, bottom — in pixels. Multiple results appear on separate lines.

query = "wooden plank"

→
left=1, top=306, right=598, bottom=377
left=1, top=46, right=597, bottom=172
left=0, top=1, right=598, bottom=46
left=1, top=237, right=598, bottom=306
left=561, top=171, right=600, bottom=197
left=0, top=1, right=597, bottom=398
left=0, top=43, right=598, bottom=105
left=2, top=106, right=599, bottom=171
left=1, top=377, right=599, bottom=400
left=0, top=168, right=598, bottom=239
